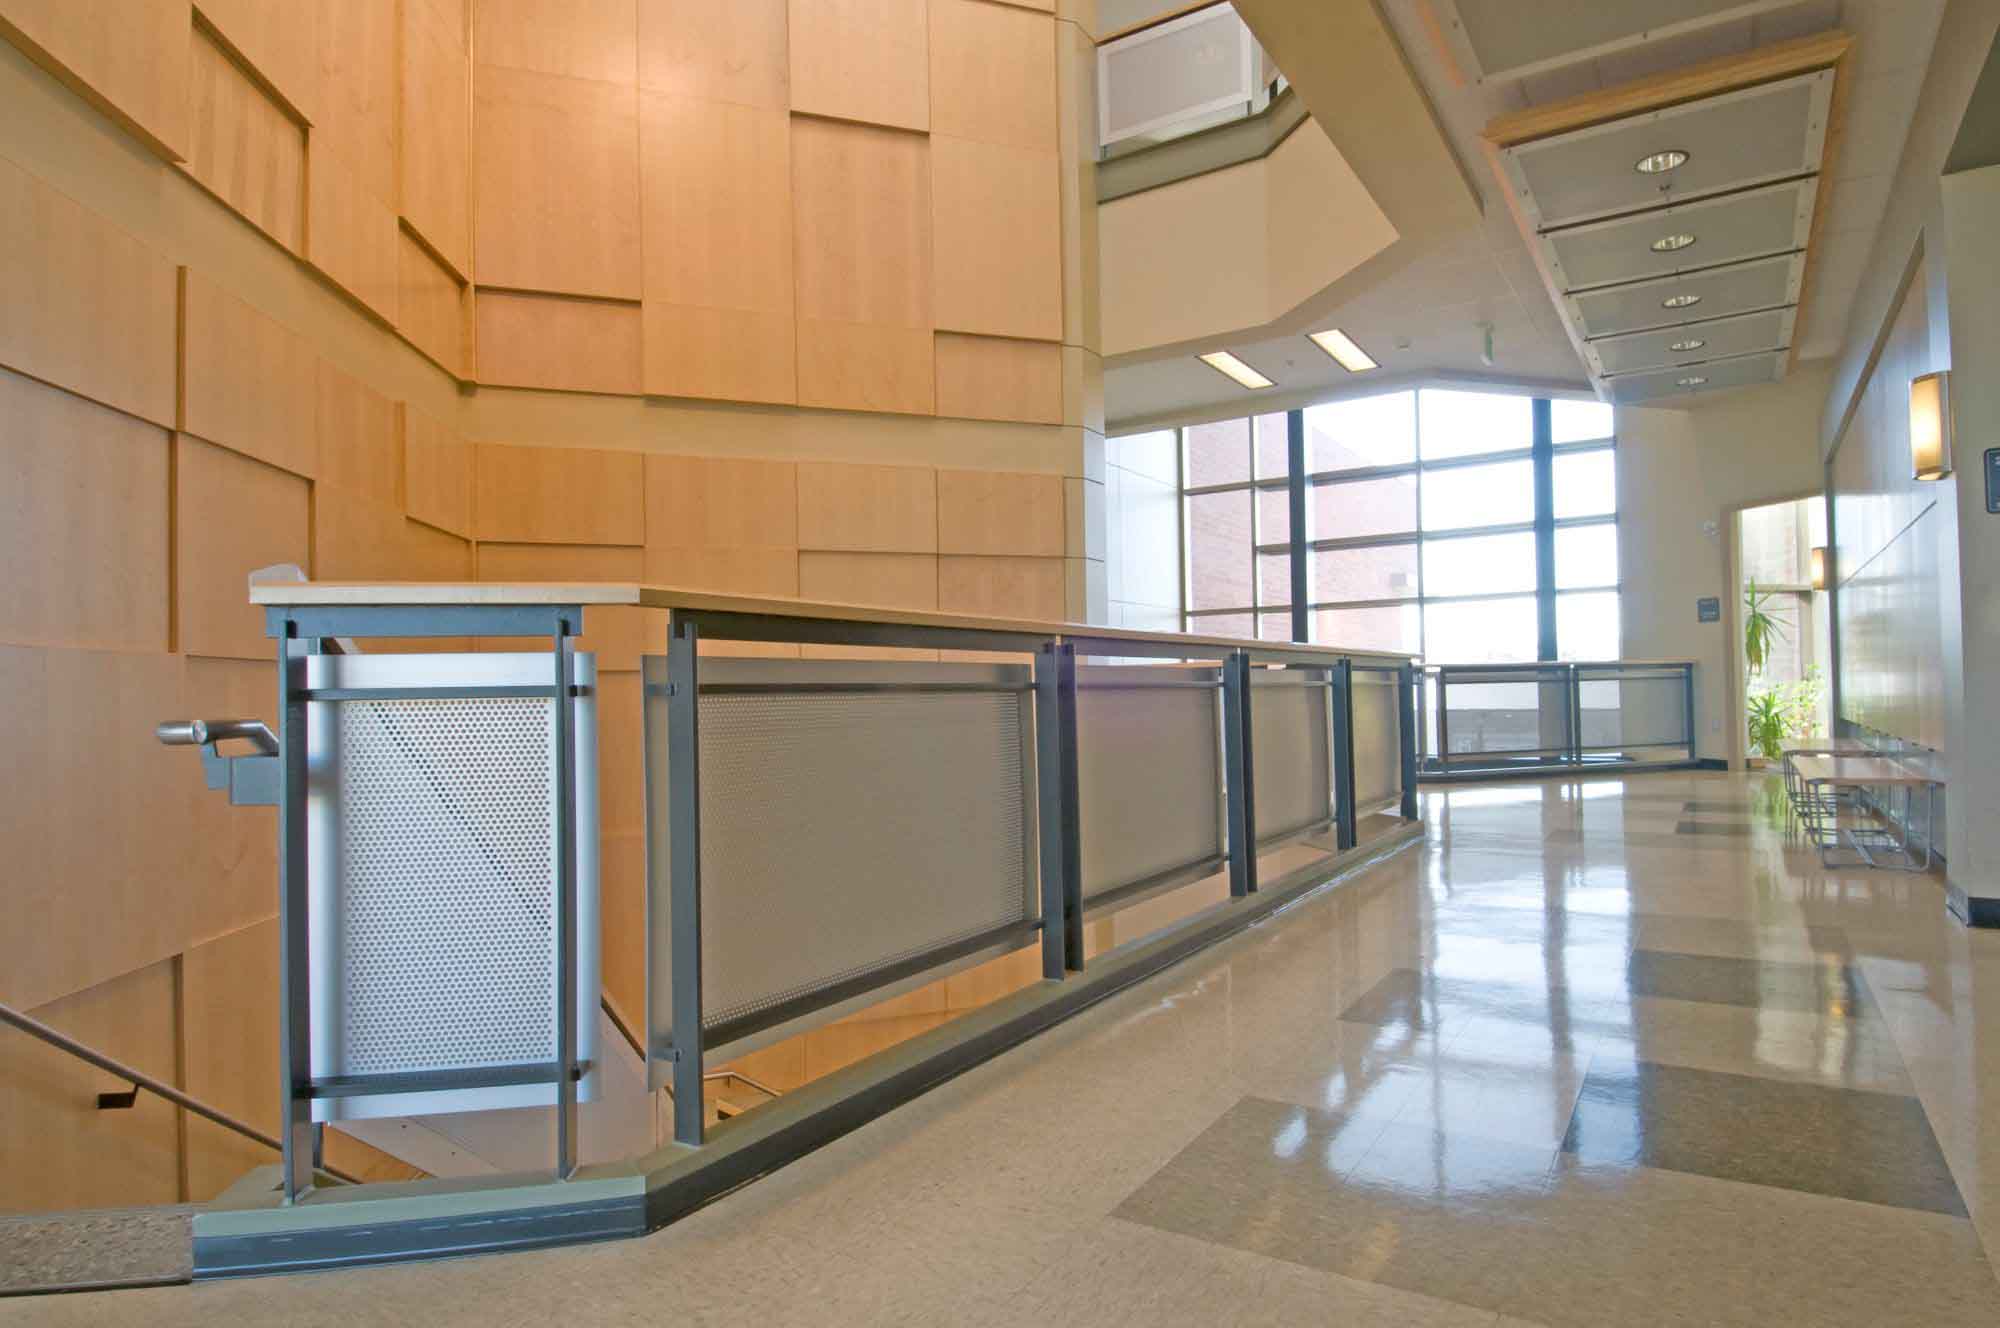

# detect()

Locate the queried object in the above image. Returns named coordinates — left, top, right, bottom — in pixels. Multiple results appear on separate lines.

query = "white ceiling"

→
left=1105, top=0, right=1944, bottom=431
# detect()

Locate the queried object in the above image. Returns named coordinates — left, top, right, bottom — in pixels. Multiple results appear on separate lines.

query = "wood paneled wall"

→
left=0, top=0, right=1101, bottom=1214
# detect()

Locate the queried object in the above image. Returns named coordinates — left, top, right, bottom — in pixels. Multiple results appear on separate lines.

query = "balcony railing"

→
left=1418, top=660, right=1697, bottom=779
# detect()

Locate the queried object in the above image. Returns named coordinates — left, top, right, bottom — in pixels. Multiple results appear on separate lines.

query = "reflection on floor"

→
left=22, top=773, right=2000, bottom=1326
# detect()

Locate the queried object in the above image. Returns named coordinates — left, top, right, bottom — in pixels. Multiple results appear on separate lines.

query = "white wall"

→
left=1105, top=430, right=1183, bottom=630
left=1617, top=364, right=1830, bottom=761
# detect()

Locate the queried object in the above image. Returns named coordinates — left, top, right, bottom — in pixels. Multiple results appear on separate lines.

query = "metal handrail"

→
left=0, top=998, right=362, bottom=1186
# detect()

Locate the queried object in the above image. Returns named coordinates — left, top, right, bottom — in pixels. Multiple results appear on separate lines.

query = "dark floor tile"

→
left=1675, top=820, right=1753, bottom=836
left=1627, top=948, right=1876, bottom=1018
left=1683, top=800, right=1754, bottom=814
left=1561, top=1059, right=1966, bottom=1216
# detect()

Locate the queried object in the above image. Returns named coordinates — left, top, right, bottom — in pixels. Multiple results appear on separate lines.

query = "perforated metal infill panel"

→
left=650, top=660, right=1037, bottom=1050
left=1251, top=671, right=1332, bottom=840
left=307, top=653, right=600, bottom=1122
left=1076, top=666, right=1224, bottom=900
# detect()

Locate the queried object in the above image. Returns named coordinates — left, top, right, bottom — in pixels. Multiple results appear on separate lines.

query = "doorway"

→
left=1730, top=494, right=1831, bottom=767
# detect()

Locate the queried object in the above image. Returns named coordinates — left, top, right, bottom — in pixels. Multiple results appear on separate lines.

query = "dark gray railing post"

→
left=666, top=616, right=706, bottom=1146
left=1331, top=659, right=1357, bottom=850
left=1569, top=663, right=1584, bottom=767
left=1034, top=640, right=1082, bottom=977
left=1435, top=667, right=1451, bottom=771
left=552, top=609, right=579, bottom=1178
left=1683, top=661, right=1697, bottom=762
left=1222, top=650, right=1258, bottom=896
left=1397, top=661, right=1419, bottom=820
left=276, top=624, right=314, bottom=1203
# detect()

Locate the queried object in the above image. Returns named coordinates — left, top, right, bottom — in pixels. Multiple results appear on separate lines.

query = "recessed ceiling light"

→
left=1635, top=149, right=1689, bottom=175
left=1307, top=328, right=1378, bottom=372
left=1198, top=350, right=1274, bottom=390
left=1661, top=293, right=1702, bottom=309
left=1651, top=233, right=1697, bottom=253
left=1669, top=338, right=1707, bottom=352
left=1676, top=375, right=1708, bottom=388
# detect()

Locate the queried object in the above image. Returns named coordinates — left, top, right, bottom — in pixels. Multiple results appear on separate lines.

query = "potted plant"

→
left=1741, top=580, right=1794, bottom=768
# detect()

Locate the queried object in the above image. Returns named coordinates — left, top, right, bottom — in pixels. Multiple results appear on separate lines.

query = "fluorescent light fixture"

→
left=1675, top=375, right=1707, bottom=388
left=1308, top=328, right=1378, bottom=372
left=1911, top=370, right=1953, bottom=480
left=1198, top=350, right=1273, bottom=390
left=1651, top=232, right=1697, bottom=253
left=1662, top=293, right=1702, bottom=309
left=1635, top=149, right=1689, bottom=174
left=1669, top=338, right=1706, bottom=352
left=1810, top=546, right=1827, bottom=590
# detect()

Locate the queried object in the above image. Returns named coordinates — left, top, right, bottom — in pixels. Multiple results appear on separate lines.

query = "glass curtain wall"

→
left=1181, top=387, right=1618, bottom=662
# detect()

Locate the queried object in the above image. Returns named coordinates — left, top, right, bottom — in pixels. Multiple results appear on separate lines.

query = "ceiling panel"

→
left=1539, top=177, right=1816, bottom=291
left=1566, top=252, right=1804, bottom=338
left=1588, top=306, right=1795, bottom=375
left=1601, top=348, right=1787, bottom=403
left=1499, top=71, right=1832, bottom=228
left=1434, top=0, right=1806, bottom=83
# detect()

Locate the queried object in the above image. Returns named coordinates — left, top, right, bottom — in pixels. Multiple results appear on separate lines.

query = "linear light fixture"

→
left=1911, top=370, right=1953, bottom=480
left=1198, top=350, right=1274, bottom=390
left=1307, top=328, right=1378, bottom=373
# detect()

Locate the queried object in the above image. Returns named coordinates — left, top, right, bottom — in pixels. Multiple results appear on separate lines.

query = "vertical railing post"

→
left=1397, top=661, right=1419, bottom=821
left=1569, top=663, right=1584, bottom=768
left=552, top=609, right=579, bottom=1178
left=1435, top=667, right=1451, bottom=773
left=666, top=616, right=706, bottom=1146
left=1683, top=662, right=1697, bottom=762
left=1222, top=650, right=1258, bottom=896
left=275, top=620, right=314, bottom=1203
left=1330, top=659, right=1357, bottom=850
left=1034, top=640, right=1083, bottom=977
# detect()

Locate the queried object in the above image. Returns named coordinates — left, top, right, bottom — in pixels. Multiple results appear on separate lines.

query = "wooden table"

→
left=1791, top=753, right=1943, bottom=870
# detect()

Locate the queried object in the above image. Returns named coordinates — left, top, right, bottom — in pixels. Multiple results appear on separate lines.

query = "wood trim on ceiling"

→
left=1482, top=29, right=1852, bottom=149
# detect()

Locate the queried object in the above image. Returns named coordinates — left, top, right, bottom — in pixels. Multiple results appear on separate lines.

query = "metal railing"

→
left=1419, top=659, right=1696, bottom=779
left=0, top=999, right=361, bottom=1186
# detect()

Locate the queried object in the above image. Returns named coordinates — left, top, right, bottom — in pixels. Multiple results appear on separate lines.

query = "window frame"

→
left=1179, top=393, right=1619, bottom=663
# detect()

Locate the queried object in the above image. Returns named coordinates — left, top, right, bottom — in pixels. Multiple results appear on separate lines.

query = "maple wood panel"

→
left=474, top=442, right=645, bottom=545
left=791, top=116, right=931, bottom=331
left=175, top=434, right=310, bottom=659
left=638, top=0, right=786, bottom=108
left=0, top=369, right=170, bottom=653
left=474, top=289, right=643, bottom=395
left=399, top=0, right=472, bottom=275
left=179, top=268, right=319, bottom=478
left=937, top=553, right=1065, bottom=618
left=929, top=0, right=1056, bottom=151
left=797, top=550, right=939, bottom=608
left=0, top=0, right=191, bottom=160
left=796, top=461, right=937, bottom=553
left=184, top=21, right=306, bottom=251
left=0, top=152, right=177, bottom=427
left=193, top=0, right=316, bottom=120
left=312, top=0, right=398, bottom=205
left=473, top=0, right=637, bottom=85
left=787, top=0, right=929, bottom=131
left=933, top=332, right=1062, bottom=424
left=645, top=455, right=799, bottom=549
left=315, top=359, right=401, bottom=506
left=473, top=62, right=642, bottom=299
left=931, top=134, right=1062, bottom=341
left=402, top=402, right=474, bottom=537
left=937, top=468, right=1064, bottom=557
left=396, top=227, right=471, bottom=375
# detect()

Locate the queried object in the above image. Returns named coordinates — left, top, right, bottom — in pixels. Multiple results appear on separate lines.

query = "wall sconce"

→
left=1911, top=370, right=1953, bottom=481
left=1809, top=546, right=1827, bottom=590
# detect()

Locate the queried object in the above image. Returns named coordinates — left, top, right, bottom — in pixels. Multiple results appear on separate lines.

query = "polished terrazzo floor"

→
left=18, top=772, right=2000, bottom=1326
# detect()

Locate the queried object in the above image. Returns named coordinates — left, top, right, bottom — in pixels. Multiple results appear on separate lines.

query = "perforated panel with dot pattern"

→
left=330, top=696, right=557, bottom=1073
left=693, top=689, right=1034, bottom=1035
